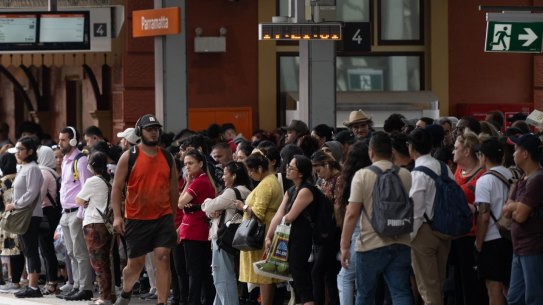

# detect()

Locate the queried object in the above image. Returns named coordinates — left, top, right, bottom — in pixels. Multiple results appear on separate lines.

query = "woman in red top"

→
left=178, top=149, right=217, bottom=305
left=452, top=130, right=487, bottom=305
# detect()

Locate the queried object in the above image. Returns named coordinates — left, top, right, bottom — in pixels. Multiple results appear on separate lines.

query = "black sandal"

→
left=42, top=282, right=59, bottom=295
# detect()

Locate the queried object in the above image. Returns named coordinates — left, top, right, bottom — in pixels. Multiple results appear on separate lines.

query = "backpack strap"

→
left=96, top=176, right=112, bottom=220
left=483, top=170, right=511, bottom=189
left=413, top=163, right=445, bottom=224
left=481, top=170, right=512, bottom=224
left=366, top=165, right=383, bottom=176
left=126, top=145, right=139, bottom=183
left=72, top=152, right=86, bottom=181
left=362, top=165, right=383, bottom=222
left=413, top=165, right=440, bottom=181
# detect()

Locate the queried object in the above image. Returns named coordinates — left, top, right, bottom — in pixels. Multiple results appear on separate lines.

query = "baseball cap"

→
left=286, top=120, right=309, bottom=134
left=507, top=134, right=542, bottom=158
left=334, top=130, right=355, bottom=144
left=117, top=127, right=140, bottom=145
left=506, top=112, right=528, bottom=123
left=137, top=114, right=162, bottom=129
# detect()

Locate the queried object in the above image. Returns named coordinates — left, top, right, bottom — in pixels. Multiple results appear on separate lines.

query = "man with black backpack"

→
left=340, top=131, right=413, bottom=305
left=408, top=128, right=454, bottom=305
left=111, top=114, right=178, bottom=305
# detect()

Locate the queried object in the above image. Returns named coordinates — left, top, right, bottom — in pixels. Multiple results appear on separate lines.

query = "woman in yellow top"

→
left=235, top=150, right=283, bottom=305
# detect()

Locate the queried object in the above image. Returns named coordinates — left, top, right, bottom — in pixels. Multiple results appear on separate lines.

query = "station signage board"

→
left=133, top=7, right=181, bottom=38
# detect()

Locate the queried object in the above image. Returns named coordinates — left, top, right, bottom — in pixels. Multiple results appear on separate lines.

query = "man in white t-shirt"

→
left=474, top=138, right=513, bottom=305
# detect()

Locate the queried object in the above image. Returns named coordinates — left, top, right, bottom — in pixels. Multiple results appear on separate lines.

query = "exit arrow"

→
left=519, top=28, right=538, bottom=47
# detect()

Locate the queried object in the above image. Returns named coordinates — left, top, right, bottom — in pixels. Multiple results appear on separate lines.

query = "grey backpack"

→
left=363, top=165, right=413, bottom=237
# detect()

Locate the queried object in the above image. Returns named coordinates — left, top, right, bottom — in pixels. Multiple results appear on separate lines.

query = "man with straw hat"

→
left=343, top=109, right=373, bottom=140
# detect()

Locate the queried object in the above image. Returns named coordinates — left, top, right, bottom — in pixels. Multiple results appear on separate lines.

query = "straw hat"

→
left=343, top=109, right=372, bottom=127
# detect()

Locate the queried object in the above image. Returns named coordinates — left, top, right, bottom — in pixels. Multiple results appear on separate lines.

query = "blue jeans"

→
left=507, top=253, right=543, bottom=305
left=211, top=239, right=239, bottom=305
left=355, top=244, right=412, bottom=305
left=338, top=222, right=360, bottom=305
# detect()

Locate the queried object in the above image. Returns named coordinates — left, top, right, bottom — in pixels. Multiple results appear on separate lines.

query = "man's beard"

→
left=61, top=146, right=71, bottom=155
left=142, top=137, right=158, bottom=146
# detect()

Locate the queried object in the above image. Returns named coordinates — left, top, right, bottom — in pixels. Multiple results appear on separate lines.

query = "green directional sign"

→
left=485, top=22, right=543, bottom=53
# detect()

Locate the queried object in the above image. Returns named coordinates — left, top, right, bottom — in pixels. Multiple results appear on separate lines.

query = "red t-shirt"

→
left=179, top=173, right=216, bottom=242
left=454, top=166, right=486, bottom=236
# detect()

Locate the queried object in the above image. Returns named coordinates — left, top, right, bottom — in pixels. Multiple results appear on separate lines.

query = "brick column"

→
left=112, top=0, right=155, bottom=141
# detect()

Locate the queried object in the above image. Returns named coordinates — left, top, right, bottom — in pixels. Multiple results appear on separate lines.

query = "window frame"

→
left=377, top=0, right=424, bottom=45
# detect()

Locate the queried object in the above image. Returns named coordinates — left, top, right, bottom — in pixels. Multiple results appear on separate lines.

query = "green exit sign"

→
left=486, top=21, right=543, bottom=53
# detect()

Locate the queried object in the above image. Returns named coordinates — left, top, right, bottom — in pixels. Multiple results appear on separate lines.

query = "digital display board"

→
left=40, top=13, right=86, bottom=42
left=38, top=12, right=89, bottom=50
left=0, top=11, right=89, bottom=51
left=0, top=14, right=37, bottom=50
left=259, top=23, right=342, bottom=41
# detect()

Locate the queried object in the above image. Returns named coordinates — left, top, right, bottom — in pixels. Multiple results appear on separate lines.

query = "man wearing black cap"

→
left=111, top=114, right=179, bottom=305
left=285, top=119, right=309, bottom=145
left=474, top=138, right=513, bottom=304
left=502, top=134, right=543, bottom=305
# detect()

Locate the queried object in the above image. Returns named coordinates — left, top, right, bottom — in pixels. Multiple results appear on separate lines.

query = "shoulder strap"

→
left=465, top=167, right=484, bottom=184
left=72, top=152, right=86, bottom=181
left=484, top=170, right=511, bottom=189
left=160, top=147, right=174, bottom=170
left=413, top=165, right=440, bottom=181
left=96, top=176, right=112, bottom=217
left=366, top=165, right=383, bottom=176
left=126, top=145, right=139, bottom=183
left=232, top=187, right=243, bottom=201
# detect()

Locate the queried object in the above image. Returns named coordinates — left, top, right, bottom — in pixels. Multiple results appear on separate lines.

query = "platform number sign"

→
left=93, top=23, right=107, bottom=37
left=342, top=22, right=371, bottom=52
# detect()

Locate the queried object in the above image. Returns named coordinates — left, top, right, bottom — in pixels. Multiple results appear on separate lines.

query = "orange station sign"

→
left=133, top=7, right=181, bottom=38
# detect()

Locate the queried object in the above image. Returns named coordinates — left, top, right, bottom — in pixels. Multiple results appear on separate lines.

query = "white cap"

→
left=6, top=147, right=17, bottom=154
left=117, top=128, right=140, bottom=145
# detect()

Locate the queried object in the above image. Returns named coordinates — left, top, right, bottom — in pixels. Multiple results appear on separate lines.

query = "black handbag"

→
left=217, top=188, right=244, bottom=255
left=232, top=215, right=266, bottom=251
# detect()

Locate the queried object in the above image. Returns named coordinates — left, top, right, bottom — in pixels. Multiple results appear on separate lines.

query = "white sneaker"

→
left=60, top=283, right=74, bottom=292
left=0, top=282, right=20, bottom=293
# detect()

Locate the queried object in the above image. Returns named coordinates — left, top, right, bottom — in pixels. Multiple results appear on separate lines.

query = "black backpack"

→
left=289, top=185, right=336, bottom=245
left=363, top=165, right=413, bottom=237
left=413, top=162, right=473, bottom=239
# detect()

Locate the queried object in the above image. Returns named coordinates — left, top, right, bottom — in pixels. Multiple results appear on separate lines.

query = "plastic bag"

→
left=253, top=221, right=292, bottom=281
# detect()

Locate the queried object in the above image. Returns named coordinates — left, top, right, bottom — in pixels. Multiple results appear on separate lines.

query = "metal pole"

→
left=48, top=0, right=57, bottom=12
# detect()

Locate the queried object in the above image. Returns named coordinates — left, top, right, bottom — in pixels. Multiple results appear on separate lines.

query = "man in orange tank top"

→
left=111, top=114, right=179, bottom=305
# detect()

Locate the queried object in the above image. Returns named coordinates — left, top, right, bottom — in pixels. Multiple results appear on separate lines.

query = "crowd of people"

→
left=0, top=108, right=541, bottom=305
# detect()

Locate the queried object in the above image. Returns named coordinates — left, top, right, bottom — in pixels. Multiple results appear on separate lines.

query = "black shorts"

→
left=478, top=238, right=513, bottom=283
left=125, top=214, right=177, bottom=258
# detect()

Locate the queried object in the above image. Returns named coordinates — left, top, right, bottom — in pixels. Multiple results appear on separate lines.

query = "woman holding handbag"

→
left=266, top=155, right=317, bottom=305
left=5, top=137, right=44, bottom=298
left=0, top=152, right=25, bottom=293
left=201, top=161, right=252, bottom=305
left=178, top=149, right=217, bottom=305
left=238, top=151, right=283, bottom=305
left=76, top=152, right=115, bottom=305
